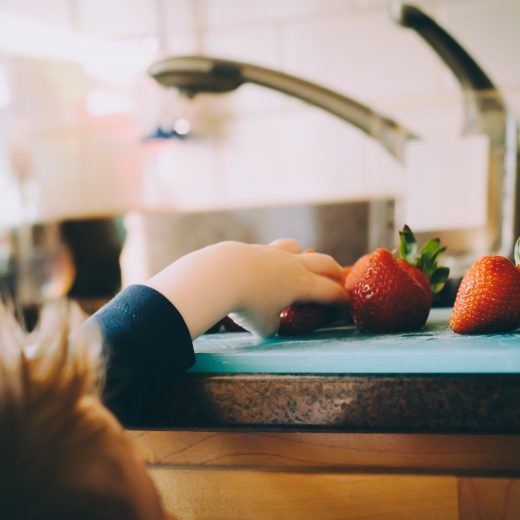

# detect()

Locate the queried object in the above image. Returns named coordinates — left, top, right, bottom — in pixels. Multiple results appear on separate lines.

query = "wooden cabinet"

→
left=127, top=431, right=520, bottom=519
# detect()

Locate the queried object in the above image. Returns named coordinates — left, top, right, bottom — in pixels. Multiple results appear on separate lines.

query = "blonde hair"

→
left=0, top=301, right=138, bottom=520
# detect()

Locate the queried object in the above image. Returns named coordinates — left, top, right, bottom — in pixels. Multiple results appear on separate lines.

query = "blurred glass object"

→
left=0, top=20, right=153, bottom=315
left=10, top=223, right=76, bottom=306
left=0, top=12, right=157, bottom=85
left=5, top=140, right=76, bottom=311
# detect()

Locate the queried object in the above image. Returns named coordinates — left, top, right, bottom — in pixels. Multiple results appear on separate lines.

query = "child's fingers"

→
left=299, top=253, right=345, bottom=283
left=298, top=274, right=348, bottom=303
left=269, top=238, right=301, bottom=254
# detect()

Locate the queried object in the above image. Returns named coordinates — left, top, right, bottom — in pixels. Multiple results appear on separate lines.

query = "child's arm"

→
left=90, top=239, right=346, bottom=426
left=145, top=239, right=347, bottom=338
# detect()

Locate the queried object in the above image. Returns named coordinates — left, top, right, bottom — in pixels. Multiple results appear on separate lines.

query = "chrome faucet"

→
left=394, top=3, right=519, bottom=268
left=148, top=4, right=519, bottom=278
left=148, top=55, right=416, bottom=162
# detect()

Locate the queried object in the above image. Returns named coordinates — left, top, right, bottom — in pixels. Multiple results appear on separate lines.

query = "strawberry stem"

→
left=515, top=236, right=520, bottom=265
left=398, top=225, right=417, bottom=264
left=396, top=224, right=450, bottom=294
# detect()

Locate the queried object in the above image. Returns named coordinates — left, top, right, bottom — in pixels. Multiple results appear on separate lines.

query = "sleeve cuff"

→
left=88, top=284, right=195, bottom=426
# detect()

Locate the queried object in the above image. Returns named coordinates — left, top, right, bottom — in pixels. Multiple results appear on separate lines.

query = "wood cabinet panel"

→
left=131, top=431, right=520, bottom=518
left=151, top=469, right=458, bottom=520
left=128, top=431, right=520, bottom=475
left=458, top=478, right=520, bottom=520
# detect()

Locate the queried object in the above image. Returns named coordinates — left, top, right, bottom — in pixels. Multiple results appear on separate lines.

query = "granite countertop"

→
left=140, top=309, right=520, bottom=434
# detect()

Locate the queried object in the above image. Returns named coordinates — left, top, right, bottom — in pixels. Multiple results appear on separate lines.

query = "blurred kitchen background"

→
left=0, top=0, right=518, bottom=312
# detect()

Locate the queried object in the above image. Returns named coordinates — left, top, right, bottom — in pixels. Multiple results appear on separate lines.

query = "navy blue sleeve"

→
left=86, top=285, right=195, bottom=427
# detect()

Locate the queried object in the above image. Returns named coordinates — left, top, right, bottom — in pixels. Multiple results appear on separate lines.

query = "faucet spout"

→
left=393, top=3, right=505, bottom=132
left=148, top=55, right=417, bottom=161
left=394, top=3, right=519, bottom=260
left=148, top=4, right=519, bottom=272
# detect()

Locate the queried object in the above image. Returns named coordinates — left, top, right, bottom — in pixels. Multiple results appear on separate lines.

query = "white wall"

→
left=0, top=0, right=518, bottom=217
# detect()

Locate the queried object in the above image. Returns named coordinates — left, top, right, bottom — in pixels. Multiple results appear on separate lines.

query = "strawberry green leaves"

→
left=397, top=225, right=449, bottom=294
left=398, top=224, right=417, bottom=264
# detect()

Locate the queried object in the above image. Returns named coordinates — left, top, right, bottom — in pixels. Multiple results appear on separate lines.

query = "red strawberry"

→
left=396, top=258, right=431, bottom=298
left=277, top=247, right=349, bottom=335
left=278, top=303, right=337, bottom=336
left=348, top=248, right=431, bottom=332
left=344, top=255, right=369, bottom=293
left=346, top=226, right=449, bottom=333
left=221, top=303, right=339, bottom=336
left=395, top=225, right=449, bottom=300
left=450, top=241, right=520, bottom=334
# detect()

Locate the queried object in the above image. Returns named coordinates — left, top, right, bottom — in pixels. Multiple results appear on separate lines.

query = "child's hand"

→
left=229, top=239, right=346, bottom=336
left=145, top=240, right=347, bottom=338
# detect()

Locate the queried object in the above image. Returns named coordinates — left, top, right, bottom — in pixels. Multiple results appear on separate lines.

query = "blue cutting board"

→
left=190, top=308, right=520, bottom=374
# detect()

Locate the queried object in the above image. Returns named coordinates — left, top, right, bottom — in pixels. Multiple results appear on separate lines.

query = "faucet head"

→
left=390, top=3, right=425, bottom=28
left=148, top=56, right=244, bottom=97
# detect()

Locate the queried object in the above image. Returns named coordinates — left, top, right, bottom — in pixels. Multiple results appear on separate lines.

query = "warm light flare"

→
left=0, top=11, right=158, bottom=84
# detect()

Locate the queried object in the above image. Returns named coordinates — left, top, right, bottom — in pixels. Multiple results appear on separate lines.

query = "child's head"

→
left=0, top=302, right=173, bottom=520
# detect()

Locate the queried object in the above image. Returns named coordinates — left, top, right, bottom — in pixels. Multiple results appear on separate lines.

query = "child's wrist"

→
left=207, top=241, right=252, bottom=312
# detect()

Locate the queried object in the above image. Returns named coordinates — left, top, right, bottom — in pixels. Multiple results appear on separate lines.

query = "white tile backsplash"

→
left=163, top=31, right=201, bottom=55
left=219, top=106, right=370, bottom=207
left=438, top=0, right=520, bottom=89
left=161, top=0, right=205, bottom=54
left=29, top=121, right=144, bottom=219
left=211, top=84, right=297, bottom=118
left=0, top=0, right=71, bottom=26
left=506, top=88, right=520, bottom=121
left=282, top=10, right=443, bottom=106
left=162, top=0, right=199, bottom=32
left=392, top=96, right=465, bottom=139
left=362, top=138, right=404, bottom=197
left=204, top=0, right=355, bottom=27
left=3, top=0, right=518, bottom=219
left=76, top=0, right=158, bottom=38
left=202, top=24, right=282, bottom=68
left=142, top=138, right=221, bottom=210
